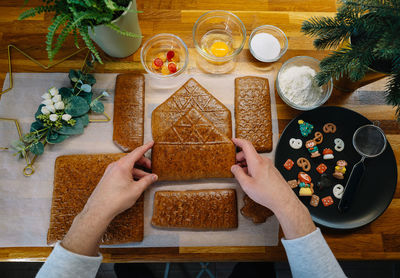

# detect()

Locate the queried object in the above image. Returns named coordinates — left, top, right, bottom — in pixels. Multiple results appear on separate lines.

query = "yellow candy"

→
left=209, top=41, right=231, bottom=57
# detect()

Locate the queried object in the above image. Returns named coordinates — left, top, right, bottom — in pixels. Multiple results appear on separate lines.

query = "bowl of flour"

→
left=276, top=56, right=333, bottom=110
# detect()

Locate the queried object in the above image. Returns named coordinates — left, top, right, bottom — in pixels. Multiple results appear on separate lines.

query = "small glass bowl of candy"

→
left=140, top=33, right=189, bottom=78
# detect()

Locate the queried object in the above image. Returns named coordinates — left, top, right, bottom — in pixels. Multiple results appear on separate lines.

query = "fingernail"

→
left=231, top=165, right=237, bottom=172
left=152, top=174, right=158, bottom=181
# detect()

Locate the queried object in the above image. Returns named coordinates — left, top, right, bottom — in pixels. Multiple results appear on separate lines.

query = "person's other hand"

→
left=231, top=138, right=316, bottom=240
left=84, top=141, right=158, bottom=221
left=230, top=138, right=297, bottom=212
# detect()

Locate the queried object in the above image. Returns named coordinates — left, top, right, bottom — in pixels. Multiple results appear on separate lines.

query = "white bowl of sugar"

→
left=248, top=25, right=288, bottom=62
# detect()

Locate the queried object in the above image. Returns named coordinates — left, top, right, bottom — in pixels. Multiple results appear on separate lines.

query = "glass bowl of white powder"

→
left=276, top=56, right=333, bottom=110
left=249, top=25, right=288, bottom=62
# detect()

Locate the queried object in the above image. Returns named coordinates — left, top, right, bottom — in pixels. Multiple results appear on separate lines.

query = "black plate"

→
left=274, top=106, right=397, bottom=229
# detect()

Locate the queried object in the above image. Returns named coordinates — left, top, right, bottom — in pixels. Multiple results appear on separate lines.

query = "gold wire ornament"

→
left=0, top=45, right=111, bottom=175
left=0, top=45, right=88, bottom=97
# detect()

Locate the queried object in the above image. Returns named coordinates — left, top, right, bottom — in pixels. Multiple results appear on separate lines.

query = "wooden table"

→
left=0, top=0, right=399, bottom=262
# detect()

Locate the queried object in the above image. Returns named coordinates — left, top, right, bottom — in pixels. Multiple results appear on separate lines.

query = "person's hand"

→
left=62, top=142, right=157, bottom=256
left=84, top=141, right=158, bottom=221
left=230, top=138, right=316, bottom=240
left=230, top=138, right=296, bottom=211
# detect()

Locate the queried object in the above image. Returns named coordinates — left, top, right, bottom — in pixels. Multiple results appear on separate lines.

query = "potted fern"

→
left=19, top=0, right=142, bottom=63
left=301, top=0, right=400, bottom=121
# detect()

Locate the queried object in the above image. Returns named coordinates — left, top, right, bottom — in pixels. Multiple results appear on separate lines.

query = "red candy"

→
left=153, top=58, right=163, bottom=69
left=316, top=163, right=328, bottom=174
left=167, top=50, right=175, bottom=61
left=284, top=159, right=294, bottom=170
left=168, top=62, right=177, bottom=73
left=321, top=196, right=334, bottom=207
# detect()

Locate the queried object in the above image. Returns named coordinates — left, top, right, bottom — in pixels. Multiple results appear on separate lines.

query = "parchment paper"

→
left=0, top=72, right=279, bottom=247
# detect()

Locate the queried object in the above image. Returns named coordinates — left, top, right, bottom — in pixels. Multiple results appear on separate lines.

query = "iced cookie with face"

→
left=298, top=172, right=313, bottom=196
left=333, top=160, right=347, bottom=179
left=306, top=140, right=321, bottom=158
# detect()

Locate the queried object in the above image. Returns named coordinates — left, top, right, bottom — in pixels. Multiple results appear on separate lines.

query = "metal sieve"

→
left=338, top=123, right=387, bottom=212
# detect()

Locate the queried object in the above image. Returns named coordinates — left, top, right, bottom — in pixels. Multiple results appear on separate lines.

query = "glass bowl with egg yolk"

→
left=193, top=10, right=246, bottom=67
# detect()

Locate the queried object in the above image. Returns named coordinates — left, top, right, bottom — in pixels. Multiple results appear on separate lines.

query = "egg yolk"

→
left=209, top=41, right=231, bottom=57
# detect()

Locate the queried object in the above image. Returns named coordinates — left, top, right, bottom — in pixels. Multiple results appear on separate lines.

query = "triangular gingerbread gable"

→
left=152, top=78, right=232, bottom=140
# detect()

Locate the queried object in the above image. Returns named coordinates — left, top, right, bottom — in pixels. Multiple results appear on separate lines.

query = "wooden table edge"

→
left=1, top=246, right=400, bottom=262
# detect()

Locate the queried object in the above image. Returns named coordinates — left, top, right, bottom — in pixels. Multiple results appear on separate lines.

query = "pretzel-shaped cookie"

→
left=297, top=157, right=311, bottom=172
left=323, top=123, right=337, bottom=133
left=313, top=132, right=323, bottom=144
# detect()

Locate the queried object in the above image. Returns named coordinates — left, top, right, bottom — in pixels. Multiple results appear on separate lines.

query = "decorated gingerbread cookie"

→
left=297, top=157, right=311, bottom=172
left=298, top=120, right=314, bottom=137
left=298, top=172, right=314, bottom=196
left=333, top=184, right=344, bottom=199
left=334, top=138, right=345, bottom=152
left=240, top=195, right=274, bottom=224
left=316, top=163, right=328, bottom=174
left=289, top=138, right=302, bottom=149
left=323, top=123, right=337, bottom=133
left=305, top=132, right=324, bottom=158
left=284, top=159, right=294, bottom=170
left=333, top=160, right=347, bottom=179
left=321, top=196, right=334, bottom=207
left=288, top=180, right=298, bottom=188
left=323, top=148, right=334, bottom=160
left=310, top=194, right=320, bottom=207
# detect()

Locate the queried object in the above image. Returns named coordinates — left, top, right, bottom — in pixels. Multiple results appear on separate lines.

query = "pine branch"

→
left=106, top=23, right=142, bottom=38
left=316, top=40, right=374, bottom=85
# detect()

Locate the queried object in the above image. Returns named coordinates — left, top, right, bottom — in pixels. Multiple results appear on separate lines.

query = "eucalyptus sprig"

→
left=11, top=67, right=109, bottom=160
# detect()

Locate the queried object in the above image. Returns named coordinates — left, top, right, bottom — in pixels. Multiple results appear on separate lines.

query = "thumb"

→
left=231, top=165, right=251, bottom=186
left=135, top=174, right=158, bottom=191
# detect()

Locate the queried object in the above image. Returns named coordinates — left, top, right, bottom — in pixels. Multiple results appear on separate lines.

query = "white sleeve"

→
left=36, top=242, right=102, bottom=278
left=281, top=228, right=346, bottom=278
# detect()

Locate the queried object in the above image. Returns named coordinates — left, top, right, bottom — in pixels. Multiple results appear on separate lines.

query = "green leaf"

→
left=11, top=140, right=25, bottom=151
left=29, top=141, right=44, bottom=155
left=65, top=95, right=90, bottom=117
left=46, top=131, right=69, bottom=144
left=59, top=87, right=73, bottom=98
left=85, top=74, right=96, bottom=85
left=106, top=23, right=142, bottom=38
left=79, top=26, right=103, bottom=63
left=81, top=84, right=91, bottom=92
left=57, top=119, right=84, bottom=135
left=35, top=104, right=45, bottom=119
left=30, top=121, right=44, bottom=132
left=22, top=133, right=36, bottom=144
left=90, top=99, right=104, bottom=113
left=80, top=91, right=93, bottom=105
left=68, top=69, right=79, bottom=83
left=46, top=14, right=69, bottom=57
left=76, top=114, right=89, bottom=127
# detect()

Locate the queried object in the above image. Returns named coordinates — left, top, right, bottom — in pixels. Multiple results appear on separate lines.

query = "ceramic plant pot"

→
left=89, top=0, right=142, bottom=58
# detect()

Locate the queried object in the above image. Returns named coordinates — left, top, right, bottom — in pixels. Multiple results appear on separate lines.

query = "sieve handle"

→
left=338, top=160, right=366, bottom=212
